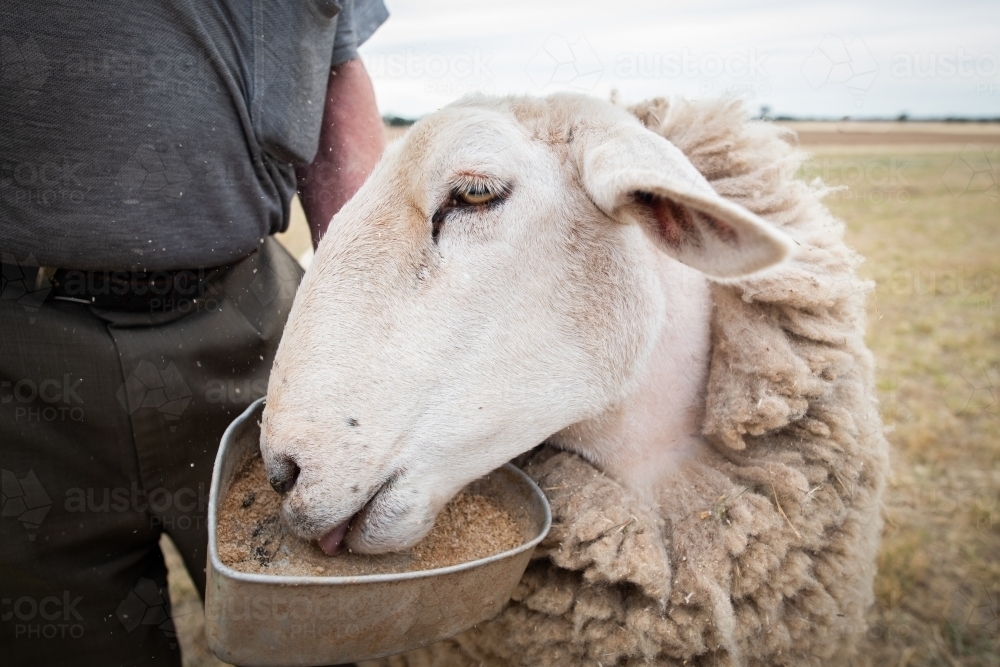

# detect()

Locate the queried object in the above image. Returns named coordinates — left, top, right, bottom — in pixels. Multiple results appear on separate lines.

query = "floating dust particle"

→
left=217, top=456, right=523, bottom=576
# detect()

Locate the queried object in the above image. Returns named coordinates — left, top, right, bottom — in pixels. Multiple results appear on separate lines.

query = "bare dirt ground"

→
left=167, top=121, right=1000, bottom=666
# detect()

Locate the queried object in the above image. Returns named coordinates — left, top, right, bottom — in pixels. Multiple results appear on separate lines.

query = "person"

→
left=0, top=1, right=388, bottom=664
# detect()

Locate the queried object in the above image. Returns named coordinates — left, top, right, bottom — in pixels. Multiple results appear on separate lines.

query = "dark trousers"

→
left=0, top=239, right=302, bottom=666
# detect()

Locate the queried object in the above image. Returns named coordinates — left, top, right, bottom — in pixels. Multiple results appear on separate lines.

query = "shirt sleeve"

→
left=331, top=0, right=390, bottom=66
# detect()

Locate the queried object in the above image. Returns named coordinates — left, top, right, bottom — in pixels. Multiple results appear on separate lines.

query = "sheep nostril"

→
left=269, top=459, right=300, bottom=495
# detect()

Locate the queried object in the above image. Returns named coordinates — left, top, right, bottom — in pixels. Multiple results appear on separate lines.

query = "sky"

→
left=359, top=0, right=1000, bottom=119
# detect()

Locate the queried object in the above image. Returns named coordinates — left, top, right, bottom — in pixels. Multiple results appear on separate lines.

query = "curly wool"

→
left=363, top=97, right=889, bottom=667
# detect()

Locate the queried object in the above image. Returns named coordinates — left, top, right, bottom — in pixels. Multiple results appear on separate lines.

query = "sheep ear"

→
left=578, top=122, right=793, bottom=278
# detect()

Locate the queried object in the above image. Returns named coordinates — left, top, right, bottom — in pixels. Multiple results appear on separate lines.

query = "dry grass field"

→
left=800, top=127, right=1000, bottom=667
left=165, top=121, right=1000, bottom=666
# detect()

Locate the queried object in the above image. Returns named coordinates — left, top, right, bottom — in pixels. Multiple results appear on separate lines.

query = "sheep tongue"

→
left=317, top=519, right=351, bottom=556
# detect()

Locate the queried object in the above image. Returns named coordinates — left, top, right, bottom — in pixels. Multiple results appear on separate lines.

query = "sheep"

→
left=262, top=93, right=889, bottom=665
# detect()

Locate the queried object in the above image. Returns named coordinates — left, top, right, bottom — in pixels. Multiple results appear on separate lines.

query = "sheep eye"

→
left=455, top=186, right=497, bottom=206
left=432, top=178, right=510, bottom=243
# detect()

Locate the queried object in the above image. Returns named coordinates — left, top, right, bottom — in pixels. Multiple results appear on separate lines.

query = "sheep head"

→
left=260, top=93, right=792, bottom=555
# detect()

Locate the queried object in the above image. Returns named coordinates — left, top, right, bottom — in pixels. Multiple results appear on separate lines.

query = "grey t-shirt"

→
left=0, top=0, right=388, bottom=270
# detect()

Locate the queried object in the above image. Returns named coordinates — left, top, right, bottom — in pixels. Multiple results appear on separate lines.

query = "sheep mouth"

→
left=317, top=517, right=352, bottom=556
left=316, top=471, right=403, bottom=556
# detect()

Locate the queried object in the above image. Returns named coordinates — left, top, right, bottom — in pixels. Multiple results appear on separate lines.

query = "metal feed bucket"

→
left=205, top=398, right=551, bottom=666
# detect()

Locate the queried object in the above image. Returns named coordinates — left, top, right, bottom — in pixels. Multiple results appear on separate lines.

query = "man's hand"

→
left=297, top=58, right=386, bottom=248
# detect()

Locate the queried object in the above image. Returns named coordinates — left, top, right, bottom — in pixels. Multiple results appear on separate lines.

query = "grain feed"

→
left=218, top=456, right=522, bottom=576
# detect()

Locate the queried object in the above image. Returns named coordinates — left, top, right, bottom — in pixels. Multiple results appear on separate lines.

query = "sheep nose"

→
left=268, top=458, right=300, bottom=495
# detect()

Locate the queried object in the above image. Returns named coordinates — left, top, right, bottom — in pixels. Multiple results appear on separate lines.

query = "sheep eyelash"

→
left=450, top=173, right=510, bottom=199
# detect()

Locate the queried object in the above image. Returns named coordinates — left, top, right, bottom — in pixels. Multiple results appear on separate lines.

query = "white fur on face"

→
left=261, top=95, right=791, bottom=554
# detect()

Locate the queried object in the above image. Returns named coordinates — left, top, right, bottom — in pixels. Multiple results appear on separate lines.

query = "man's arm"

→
left=297, top=58, right=386, bottom=248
